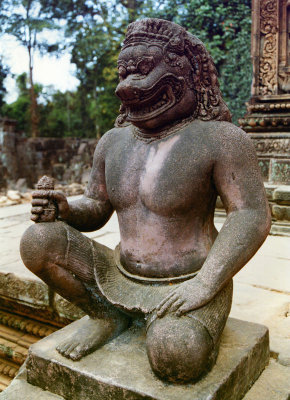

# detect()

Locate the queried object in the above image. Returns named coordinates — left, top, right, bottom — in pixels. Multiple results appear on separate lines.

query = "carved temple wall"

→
left=0, top=119, right=97, bottom=189
left=239, top=0, right=290, bottom=184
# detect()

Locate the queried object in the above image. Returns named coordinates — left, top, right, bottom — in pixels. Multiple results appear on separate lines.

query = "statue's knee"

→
left=20, top=221, right=68, bottom=274
left=146, top=315, right=214, bottom=383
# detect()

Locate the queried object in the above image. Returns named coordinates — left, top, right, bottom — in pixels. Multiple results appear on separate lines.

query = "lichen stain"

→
left=140, top=135, right=180, bottom=195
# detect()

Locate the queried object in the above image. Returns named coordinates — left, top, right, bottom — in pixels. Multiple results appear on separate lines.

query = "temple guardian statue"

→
left=20, top=19, right=271, bottom=384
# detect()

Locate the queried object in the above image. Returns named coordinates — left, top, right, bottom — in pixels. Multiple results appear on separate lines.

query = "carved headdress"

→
left=116, top=19, right=231, bottom=125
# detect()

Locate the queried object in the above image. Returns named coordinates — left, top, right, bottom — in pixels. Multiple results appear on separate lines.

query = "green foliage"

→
left=3, top=75, right=84, bottom=137
left=0, top=0, right=62, bottom=136
left=69, top=17, right=123, bottom=137
left=154, top=0, right=252, bottom=123
left=1, top=0, right=252, bottom=136
left=38, top=90, right=83, bottom=137
left=47, top=0, right=158, bottom=137
left=2, top=73, right=30, bottom=131
left=58, top=0, right=251, bottom=133
left=0, top=60, right=9, bottom=113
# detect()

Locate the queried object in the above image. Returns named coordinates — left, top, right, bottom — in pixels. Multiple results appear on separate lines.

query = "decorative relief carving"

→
left=278, top=71, right=290, bottom=92
left=259, top=0, right=279, bottom=95
left=258, top=160, right=270, bottom=179
left=253, top=138, right=290, bottom=154
left=271, top=159, right=290, bottom=183
left=239, top=115, right=290, bottom=131
left=253, top=139, right=290, bottom=155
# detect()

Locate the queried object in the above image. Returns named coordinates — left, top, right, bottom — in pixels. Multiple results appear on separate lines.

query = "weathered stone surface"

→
left=272, top=205, right=290, bottom=221
left=238, top=1, right=290, bottom=185
left=1, top=202, right=289, bottom=395
left=0, top=208, right=49, bottom=307
left=17, top=17, right=271, bottom=384
left=264, top=183, right=277, bottom=200
left=271, top=159, right=290, bottom=185
left=0, top=127, right=98, bottom=189
left=15, top=178, right=28, bottom=193
left=243, top=360, right=290, bottom=400
left=273, top=185, right=290, bottom=204
left=270, top=221, right=290, bottom=237
left=26, top=318, right=269, bottom=400
left=215, top=196, right=224, bottom=209
left=53, top=294, right=85, bottom=321
left=0, top=363, right=64, bottom=400
left=0, top=265, right=49, bottom=307
left=0, top=311, right=60, bottom=394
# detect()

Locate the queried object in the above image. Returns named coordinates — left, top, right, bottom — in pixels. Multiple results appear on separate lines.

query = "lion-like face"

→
left=115, top=44, right=197, bottom=131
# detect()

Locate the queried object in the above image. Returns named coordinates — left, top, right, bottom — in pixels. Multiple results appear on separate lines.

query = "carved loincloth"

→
left=90, top=240, right=233, bottom=345
left=64, top=224, right=232, bottom=345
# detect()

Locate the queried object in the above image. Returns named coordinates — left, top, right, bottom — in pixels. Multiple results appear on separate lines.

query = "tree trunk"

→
left=28, top=45, right=39, bottom=138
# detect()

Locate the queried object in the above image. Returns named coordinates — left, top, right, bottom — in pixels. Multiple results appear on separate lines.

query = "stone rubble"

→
left=0, top=183, right=86, bottom=208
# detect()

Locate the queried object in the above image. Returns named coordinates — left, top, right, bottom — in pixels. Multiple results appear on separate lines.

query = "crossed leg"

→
left=20, top=221, right=130, bottom=360
left=146, top=280, right=233, bottom=383
left=20, top=220, right=232, bottom=382
left=146, top=313, right=214, bottom=383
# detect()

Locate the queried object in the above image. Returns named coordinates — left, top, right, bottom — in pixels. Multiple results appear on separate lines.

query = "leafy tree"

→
left=0, top=60, right=9, bottom=114
left=56, top=0, right=251, bottom=133
left=2, top=1, right=252, bottom=137
left=0, top=0, right=61, bottom=136
left=153, top=0, right=252, bottom=123
left=46, top=0, right=157, bottom=137
left=4, top=77, right=84, bottom=137
left=3, top=73, right=31, bottom=132
left=38, top=89, right=83, bottom=137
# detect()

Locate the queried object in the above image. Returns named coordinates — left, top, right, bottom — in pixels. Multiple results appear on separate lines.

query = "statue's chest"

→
left=105, top=135, right=213, bottom=214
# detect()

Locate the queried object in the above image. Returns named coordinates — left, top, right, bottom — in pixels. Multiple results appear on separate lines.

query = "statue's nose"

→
left=115, top=79, right=140, bottom=102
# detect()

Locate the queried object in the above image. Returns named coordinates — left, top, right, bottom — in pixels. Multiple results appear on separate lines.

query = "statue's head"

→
left=115, top=18, right=231, bottom=131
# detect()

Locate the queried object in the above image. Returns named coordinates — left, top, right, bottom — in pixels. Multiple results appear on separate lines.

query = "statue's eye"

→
left=137, top=57, right=154, bottom=75
left=118, top=66, right=127, bottom=79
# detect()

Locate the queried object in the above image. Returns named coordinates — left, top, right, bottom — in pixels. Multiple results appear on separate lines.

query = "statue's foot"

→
left=56, top=315, right=128, bottom=361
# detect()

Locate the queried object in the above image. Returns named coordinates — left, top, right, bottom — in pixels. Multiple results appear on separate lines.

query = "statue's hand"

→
left=156, top=276, right=213, bottom=318
left=31, top=190, right=69, bottom=223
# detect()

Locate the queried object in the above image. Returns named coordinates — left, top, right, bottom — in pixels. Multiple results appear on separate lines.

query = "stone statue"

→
left=20, top=19, right=271, bottom=384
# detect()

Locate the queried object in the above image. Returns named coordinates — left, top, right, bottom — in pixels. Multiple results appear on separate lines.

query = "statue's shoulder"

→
left=190, top=120, right=250, bottom=146
left=185, top=120, right=253, bottom=162
left=96, top=125, right=132, bottom=153
left=196, top=120, right=255, bottom=164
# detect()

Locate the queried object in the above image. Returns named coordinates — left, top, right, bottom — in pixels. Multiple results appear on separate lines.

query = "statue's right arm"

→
left=31, top=132, right=114, bottom=232
left=61, top=132, right=114, bottom=231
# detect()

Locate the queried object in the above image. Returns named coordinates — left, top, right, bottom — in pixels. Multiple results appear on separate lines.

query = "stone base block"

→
left=0, top=363, right=64, bottom=400
left=24, top=317, right=269, bottom=400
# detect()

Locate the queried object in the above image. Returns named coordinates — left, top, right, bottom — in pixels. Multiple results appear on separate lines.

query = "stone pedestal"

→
left=10, top=317, right=270, bottom=400
left=239, top=0, right=290, bottom=185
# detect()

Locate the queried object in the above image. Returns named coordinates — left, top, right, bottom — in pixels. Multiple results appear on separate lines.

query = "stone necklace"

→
left=132, top=114, right=197, bottom=143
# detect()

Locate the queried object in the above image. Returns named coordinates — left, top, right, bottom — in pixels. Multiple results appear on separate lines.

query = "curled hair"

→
left=184, top=33, right=231, bottom=122
left=115, top=18, right=231, bottom=126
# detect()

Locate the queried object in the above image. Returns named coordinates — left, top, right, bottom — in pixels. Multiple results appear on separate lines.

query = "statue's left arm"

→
left=157, top=125, right=271, bottom=317
left=198, top=125, right=271, bottom=289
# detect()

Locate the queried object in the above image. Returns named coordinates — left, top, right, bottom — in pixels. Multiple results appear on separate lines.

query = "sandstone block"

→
left=273, top=185, right=290, bottom=205
left=26, top=317, right=269, bottom=400
left=272, top=205, right=290, bottom=221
